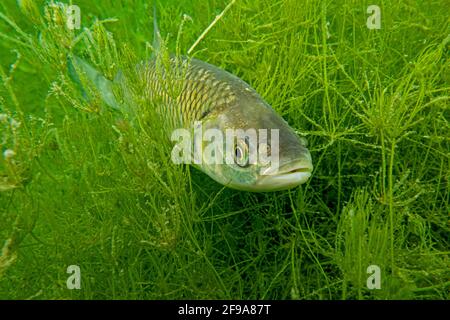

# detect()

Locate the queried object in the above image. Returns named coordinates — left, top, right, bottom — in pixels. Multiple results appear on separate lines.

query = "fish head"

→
left=196, top=99, right=313, bottom=192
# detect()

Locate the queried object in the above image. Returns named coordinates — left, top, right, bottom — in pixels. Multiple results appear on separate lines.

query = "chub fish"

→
left=69, top=7, right=313, bottom=192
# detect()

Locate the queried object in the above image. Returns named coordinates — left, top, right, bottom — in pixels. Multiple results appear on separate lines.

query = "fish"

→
left=68, top=6, right=313, bottom=192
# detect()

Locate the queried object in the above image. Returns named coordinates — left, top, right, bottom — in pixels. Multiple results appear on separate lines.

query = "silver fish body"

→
left=68, top=6, right=313, bottom=191
left=138, top=56, right=313, bottom=191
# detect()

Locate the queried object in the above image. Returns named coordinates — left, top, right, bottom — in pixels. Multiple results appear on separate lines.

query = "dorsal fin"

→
left=152, top=3, right=161, bottom=57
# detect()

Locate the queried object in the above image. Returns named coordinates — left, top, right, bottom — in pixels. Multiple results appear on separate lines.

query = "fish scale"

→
left=141, top=56, right=240, bottom=126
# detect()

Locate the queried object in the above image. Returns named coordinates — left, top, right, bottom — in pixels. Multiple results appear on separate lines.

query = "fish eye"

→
left=234, top=139, right=249, bottom=167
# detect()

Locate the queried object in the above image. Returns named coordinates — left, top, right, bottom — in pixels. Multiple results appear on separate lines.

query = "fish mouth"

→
left=256, top=160, right=313, bottom=191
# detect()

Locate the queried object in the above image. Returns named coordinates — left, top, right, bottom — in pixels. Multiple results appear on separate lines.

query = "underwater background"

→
left=0, top=0, right=448, bottom=299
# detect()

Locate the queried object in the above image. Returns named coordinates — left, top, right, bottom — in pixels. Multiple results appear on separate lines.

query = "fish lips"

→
left=256, top=158, right=313, bottom=190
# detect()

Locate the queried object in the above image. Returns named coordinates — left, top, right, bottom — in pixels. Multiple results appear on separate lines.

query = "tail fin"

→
left=67, top=5, right=161, bottom=113
left=67, top=55, right=122, bottom=111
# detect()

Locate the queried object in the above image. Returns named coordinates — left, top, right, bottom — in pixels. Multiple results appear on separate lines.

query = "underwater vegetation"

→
left=0, top=0, right=449, bottom=299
